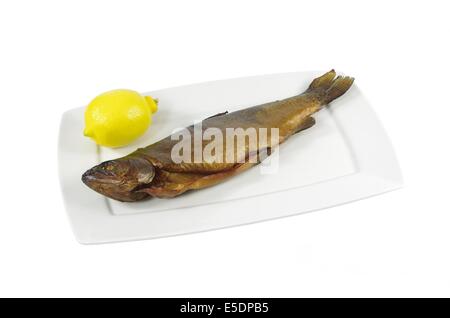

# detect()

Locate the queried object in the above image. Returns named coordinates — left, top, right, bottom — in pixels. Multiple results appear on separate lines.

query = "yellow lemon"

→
left=84, top=89, right=158, bottom=148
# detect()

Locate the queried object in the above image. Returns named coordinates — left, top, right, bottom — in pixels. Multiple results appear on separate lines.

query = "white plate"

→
left=58, top=71, right=402, bottom=244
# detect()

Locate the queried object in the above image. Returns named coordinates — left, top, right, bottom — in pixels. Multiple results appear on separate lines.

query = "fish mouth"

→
left=81, top=157, right=155, bottom=202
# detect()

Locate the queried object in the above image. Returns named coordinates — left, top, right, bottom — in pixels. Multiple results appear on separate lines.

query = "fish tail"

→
left=307, top=70, right=354, bottom=104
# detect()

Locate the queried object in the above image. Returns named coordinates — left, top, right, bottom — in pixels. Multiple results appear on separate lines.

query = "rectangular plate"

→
left=58, top=71, right=402, bottom=244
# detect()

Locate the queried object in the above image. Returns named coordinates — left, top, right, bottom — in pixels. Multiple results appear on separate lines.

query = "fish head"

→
left=81, top=156, right=155, bottom=202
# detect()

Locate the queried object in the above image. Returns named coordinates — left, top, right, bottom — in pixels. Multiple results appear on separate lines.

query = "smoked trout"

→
left=82, top=70, right=354, bottom=201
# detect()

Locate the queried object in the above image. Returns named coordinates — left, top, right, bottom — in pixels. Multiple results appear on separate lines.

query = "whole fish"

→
left=82, top=70, right=354, bottom=201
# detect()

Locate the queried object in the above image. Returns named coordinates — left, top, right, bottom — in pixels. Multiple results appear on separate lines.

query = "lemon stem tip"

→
left=144, top=96, right=158, bottom=113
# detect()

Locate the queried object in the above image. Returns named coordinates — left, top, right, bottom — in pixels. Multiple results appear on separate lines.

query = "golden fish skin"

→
left=82, top=70, right=354, bottom=201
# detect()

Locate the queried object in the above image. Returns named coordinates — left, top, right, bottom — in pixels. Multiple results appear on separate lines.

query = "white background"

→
left=0, top=0, right=449, bottom=297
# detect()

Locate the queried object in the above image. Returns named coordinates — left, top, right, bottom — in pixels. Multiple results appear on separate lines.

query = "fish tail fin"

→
left=307, top=70, right=354, bottom=104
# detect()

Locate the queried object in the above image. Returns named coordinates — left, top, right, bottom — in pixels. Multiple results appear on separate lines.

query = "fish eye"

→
left=99, top=162, right=114, bottom=171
